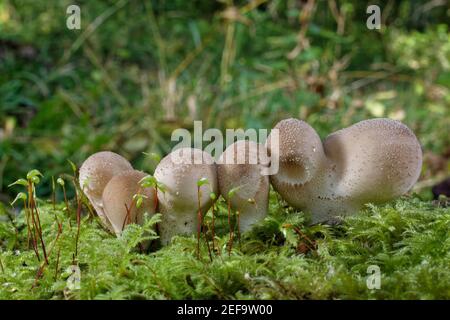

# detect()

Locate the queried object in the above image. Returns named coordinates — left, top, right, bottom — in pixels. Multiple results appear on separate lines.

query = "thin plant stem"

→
left=27, top=204, right=40, bottom=261
left=51, top=176, right=56, bottom=210
left=153, top=185, right=158, bottom=211
left=23, top=199, right=31, bottom=251
left=31, top=193, right=48, bottom=264
left=203, top=220, right=213, bottom=262
left=196, top=186, right=212, bottom=261
left=27, top=183, right=44, bottom=262
left=237, top=210, right=241, bottom=250
left=211, top=203, right=216, bottom=253
left=74, top=189, right=82, bottom=259
left=122, top=203, right=132, bottom=231
left=227, top=200, right=234, bottom=256
left=196, top=186, right=202, bottom=259
left=54, top=247, right=61, bottom=281
left=62, top=184, right=71, bottom=228
left=32, top=184, right=48, bottom=263
left=29, top=209, right=40, bottom=260
left=32, top=219, right=62, bottom=288
left=121, top=186, right=143, bottom=231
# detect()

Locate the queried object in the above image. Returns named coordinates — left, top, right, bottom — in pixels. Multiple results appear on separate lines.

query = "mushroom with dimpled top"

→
left=266, top=118, right=422, bottom=223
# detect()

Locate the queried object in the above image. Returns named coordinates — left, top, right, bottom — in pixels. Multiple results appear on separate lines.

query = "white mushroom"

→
left=154, top=148, right=218, bottom=245
left=267, top=118, right=422, bottom=223
left=217, top=140, right=270, bottom=233
left=102, top=170, right=156, bottom=235
left=79, top=151, right=133, bottom=230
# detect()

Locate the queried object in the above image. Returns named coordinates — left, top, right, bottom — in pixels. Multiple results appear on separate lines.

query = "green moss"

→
left=0, top=195, right=449, bottom=300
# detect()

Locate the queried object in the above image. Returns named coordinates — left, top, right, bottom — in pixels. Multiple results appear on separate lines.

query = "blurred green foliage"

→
left=0, top=0, right=449, bottom=201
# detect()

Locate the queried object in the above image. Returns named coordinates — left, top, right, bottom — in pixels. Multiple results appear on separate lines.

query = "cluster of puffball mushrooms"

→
left=79, top=118, right=422, bottom=245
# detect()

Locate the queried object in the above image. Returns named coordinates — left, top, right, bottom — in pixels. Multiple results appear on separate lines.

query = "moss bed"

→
left=0, top=193, right=449, bottom=300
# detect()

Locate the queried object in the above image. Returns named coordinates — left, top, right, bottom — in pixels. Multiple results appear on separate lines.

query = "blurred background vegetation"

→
left=0, top=0, right=449, bottom=203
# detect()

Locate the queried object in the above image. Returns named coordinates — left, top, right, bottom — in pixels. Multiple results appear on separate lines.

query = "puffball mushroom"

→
left=267, top=118, right=422, bottom=223
left=217, top=140, right=270, bottom=233
left=79, top=151, right=133, bottom=231
left=154, top=148, right=218, bottom=245
left=102, top=170, right=156, bottom=235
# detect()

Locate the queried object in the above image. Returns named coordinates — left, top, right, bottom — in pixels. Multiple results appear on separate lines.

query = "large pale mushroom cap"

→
left=267, top=118, right=423, bottom=224
left=217, top=140, right=270, bottom=232
left=154, top=148, right=218, bottom=245
left=102, top=170, right=156, bottom=235
left=323, top=118, right=422, bottom=203
left=79, top=151, right=133, bottom=229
